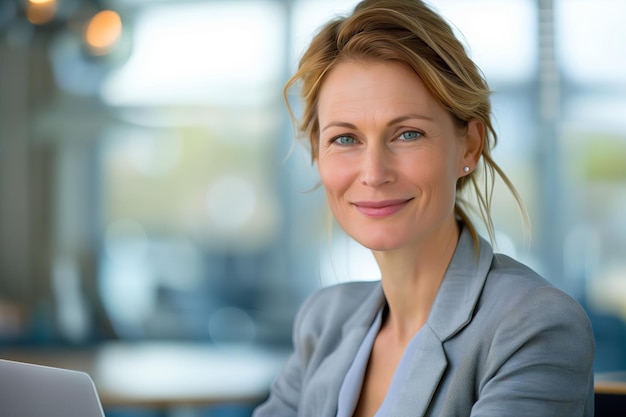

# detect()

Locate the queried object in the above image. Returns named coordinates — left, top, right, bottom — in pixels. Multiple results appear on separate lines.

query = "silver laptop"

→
left=0, top=359, right=105, bottom=417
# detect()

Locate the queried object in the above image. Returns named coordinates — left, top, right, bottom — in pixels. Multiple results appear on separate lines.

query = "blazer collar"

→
left=338, top=224, right=495, bottom=341
left=427, top=224, right=494, bottom=341
left=309, top=284, right=383, bottom=417
left=335, top=224, right=494, bottom=367
left=323, top=225, right=494, bottom=417
left=390, top=225, right=494, bottom=416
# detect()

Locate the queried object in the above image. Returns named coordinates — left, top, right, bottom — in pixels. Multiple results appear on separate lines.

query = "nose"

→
left=359, top=144, right=395, bottom=187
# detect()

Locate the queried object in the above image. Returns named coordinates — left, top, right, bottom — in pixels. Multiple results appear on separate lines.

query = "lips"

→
left=352, top=199, right=412, bottom=218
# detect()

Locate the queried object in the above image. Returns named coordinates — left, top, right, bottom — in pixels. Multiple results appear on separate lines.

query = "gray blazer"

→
left=254, top=227, right=595, bottom=416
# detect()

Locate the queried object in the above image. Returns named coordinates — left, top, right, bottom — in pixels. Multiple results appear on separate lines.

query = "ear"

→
left=459, top=118, right=484, bottom=176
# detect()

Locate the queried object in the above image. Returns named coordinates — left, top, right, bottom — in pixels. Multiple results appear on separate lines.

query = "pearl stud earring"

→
left=463, top=166, right=470, bottom=173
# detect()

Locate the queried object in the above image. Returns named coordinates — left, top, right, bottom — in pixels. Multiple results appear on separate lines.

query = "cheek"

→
left=318, top=158, right=353, bottom=195
left=403, top=153, right=457, bottom=193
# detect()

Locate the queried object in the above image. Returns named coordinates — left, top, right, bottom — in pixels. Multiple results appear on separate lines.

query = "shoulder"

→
left=484, top=253, right=585, bottom=313
left=289, top=280, right=382, bottom=371
left=295, top=280, right=381, bottom=332
left=451, top=254, right=596, bottom=417
left=481, top=253, right=550, bottom=302
left=479, top=253, right=594, bottom=352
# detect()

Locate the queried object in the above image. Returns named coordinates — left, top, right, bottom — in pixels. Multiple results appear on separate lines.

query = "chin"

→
left=352, top=236, right=405, bottom=252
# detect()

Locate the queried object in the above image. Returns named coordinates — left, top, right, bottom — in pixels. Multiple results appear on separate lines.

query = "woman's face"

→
left=316, top=61, right=479, bottom=252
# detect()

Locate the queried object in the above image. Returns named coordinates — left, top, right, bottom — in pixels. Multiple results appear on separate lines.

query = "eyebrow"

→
left=321, top=113, right=434, bottom=132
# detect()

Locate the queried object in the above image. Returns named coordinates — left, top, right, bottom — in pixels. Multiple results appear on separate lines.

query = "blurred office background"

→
left=1, top=0, right=626, bottom=415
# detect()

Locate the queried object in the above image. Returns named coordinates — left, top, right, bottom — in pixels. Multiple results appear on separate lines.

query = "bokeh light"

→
left=26, top=0, right=57, bottom=25
left=85, top=10, right=123, bottom=56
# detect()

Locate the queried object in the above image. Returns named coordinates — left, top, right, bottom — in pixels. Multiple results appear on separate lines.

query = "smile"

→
left=352, top=199, right=412, bottom=218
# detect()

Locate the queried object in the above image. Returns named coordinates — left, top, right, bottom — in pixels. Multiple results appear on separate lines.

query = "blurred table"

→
left=0, top=342, right=287, bottom=409
left=595, top=371, right=626, bottom=395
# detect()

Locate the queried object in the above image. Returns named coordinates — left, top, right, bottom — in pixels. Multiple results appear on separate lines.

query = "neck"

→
left=373, top=218, right=460, bottom=343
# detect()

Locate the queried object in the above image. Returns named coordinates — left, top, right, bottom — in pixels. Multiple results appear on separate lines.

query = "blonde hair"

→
left=284, top=0, right=527, bottom=245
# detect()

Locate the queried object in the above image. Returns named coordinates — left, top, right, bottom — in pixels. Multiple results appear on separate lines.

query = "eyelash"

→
left=332, top=135, right=358, bottom=145
left=397, top=130, right=423, bottom=141
left=329, top=130, right=424, bottom=146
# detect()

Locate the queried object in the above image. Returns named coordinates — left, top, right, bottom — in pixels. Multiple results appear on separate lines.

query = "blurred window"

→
left=96, top=1, right=290, bottom=342
left=29, top=0, right=625, bottom=371
left=101, top=1, right=284, bottom=106
left=556, top=0, right=626, bottom=372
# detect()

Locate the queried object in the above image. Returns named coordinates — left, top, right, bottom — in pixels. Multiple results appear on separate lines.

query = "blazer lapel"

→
left=306, top=283, right=385, bottom=417
left=428, top=227, right=494, bottom=341
left=390, top=226, right=494, bottom=416
left=389, top=327, right=447, bottom=416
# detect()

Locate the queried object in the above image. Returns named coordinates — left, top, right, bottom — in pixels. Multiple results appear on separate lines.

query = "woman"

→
left=254, top=0, right=595, bottom=416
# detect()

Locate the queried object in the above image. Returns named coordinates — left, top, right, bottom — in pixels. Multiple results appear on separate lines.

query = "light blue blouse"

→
left=336, top=307, right=424, bottom=417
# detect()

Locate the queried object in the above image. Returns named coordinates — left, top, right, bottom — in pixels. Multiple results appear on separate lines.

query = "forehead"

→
left=317, top=60, right=447, bottom=122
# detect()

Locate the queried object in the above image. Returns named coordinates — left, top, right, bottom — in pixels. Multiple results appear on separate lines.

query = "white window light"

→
left=100, top=1, right=284, bottom=107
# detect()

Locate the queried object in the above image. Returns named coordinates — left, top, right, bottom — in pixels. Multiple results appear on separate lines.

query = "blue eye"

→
left=398, top=131, right=422, bottom=141
left=334, top=135, right=357, bottom=145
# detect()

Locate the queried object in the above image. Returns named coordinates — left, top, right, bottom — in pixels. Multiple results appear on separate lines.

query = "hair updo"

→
left=284, top=0, right=527, bottom=244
